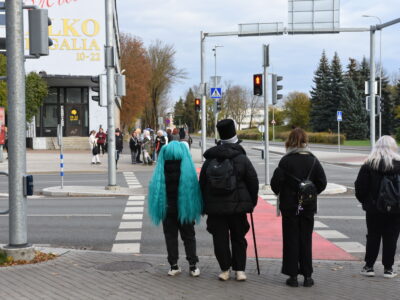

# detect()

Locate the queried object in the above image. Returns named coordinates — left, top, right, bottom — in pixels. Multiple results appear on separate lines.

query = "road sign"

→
left=337, top=111, right=342, bottom=122
left=210, top=88, right=222, bottom=99
left=166, top=118, right=170, bottom=125
left=258, top=125, right=265, bottom=133
left=271, top=120, right=276, bottom=125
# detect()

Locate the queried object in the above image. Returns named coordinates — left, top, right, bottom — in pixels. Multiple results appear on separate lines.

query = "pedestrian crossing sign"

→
left=211, top=88, right=222, bottom=99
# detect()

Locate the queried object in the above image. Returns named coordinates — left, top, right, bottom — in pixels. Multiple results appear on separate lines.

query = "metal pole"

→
left=338, top=121, right=340, bottom=153
left=105, top=0, right=116, bottom=187
left=272, top=106, right=275, bottom=141
left=200, top=32, right=206, bottom=159
left=213, top=47, right=218, bottom=142
left=378, top=26, right=382, bottom=138
left=369, top=27, right=376, bottom=148
left=6, top=0, right=28, bottom=247
left=263, top=44, right=270, bottom=186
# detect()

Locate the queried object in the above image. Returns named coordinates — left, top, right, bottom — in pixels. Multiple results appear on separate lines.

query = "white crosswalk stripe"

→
left=112, top=172, right=145, bottom=254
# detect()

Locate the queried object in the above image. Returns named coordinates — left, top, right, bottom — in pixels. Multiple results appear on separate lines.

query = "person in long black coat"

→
left=355, top=135, right=400, bottom=279
left=199, top=119, right=259, bottom=282
left=271, top=128, right=326, bottom=287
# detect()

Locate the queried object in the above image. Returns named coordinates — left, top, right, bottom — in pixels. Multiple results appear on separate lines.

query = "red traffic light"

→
left=195, top=98, right=201, bottom=112
left=253, top=74, right=262, bottom=96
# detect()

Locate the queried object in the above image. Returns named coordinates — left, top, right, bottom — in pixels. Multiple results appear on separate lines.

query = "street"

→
left=0, top=142, right=397, bottom=262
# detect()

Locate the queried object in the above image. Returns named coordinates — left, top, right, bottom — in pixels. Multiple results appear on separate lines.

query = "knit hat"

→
left=217, top=119, right=239, bottom=144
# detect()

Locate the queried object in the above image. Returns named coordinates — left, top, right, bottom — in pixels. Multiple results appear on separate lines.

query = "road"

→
left=0, top=142, right=398, bottom=263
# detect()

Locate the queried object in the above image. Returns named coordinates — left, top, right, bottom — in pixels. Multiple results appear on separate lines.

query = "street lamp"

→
left=212, top=45, right=223, bottom=142
left=363, top=15, right=382, bottom=138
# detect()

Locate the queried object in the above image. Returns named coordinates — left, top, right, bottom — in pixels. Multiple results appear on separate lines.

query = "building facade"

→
left=24, top=0, right=121, bottom=146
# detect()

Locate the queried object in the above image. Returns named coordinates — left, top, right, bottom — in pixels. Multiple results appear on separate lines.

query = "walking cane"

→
left=250, top=212, right=260, bottom=275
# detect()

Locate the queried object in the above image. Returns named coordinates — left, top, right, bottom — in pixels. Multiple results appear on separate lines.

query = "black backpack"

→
left=376, top=174, right=400, bottom=214
left=284, top=157, right=318, bottom=211
left=206, top=158, right=237, bottom=195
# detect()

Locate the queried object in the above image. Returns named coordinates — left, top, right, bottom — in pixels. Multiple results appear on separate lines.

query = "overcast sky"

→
left=117, top=0, right=399, bottom=109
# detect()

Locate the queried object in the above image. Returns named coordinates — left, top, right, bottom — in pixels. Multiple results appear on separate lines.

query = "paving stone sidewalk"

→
left=0, top=249, right=398, bottom=300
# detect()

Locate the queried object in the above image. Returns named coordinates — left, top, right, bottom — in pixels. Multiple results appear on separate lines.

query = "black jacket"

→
left=199, top=143, right=259, bottom=215
left=271, top=150, right=327, bottom=212
left=115, top=134, right=123, bottom=152
left=355, top=160, right=400, bottom=213
left=129, top=136, right=139, bottom=151
left=164, top=160, right=181, bottom=215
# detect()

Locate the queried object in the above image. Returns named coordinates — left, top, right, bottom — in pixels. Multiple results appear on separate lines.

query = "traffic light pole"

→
left=369, top=28, right=376, bottom=148
left=4, top=0, right=32, bottom=256
left=105, top=0, right=117, bottom=187
left=200, top=32, right=207, bottom=160
left=263, top=44, right=270, bottom=186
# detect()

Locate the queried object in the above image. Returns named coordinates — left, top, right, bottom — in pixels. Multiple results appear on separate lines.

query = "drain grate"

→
left=95, top=261, right=153, bottom=272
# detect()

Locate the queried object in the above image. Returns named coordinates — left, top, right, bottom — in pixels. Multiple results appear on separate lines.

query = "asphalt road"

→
left=0, top=143, right=398, bottom=263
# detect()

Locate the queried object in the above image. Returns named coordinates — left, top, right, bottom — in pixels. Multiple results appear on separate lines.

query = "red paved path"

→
left=246, top=197, right=357, bottom=261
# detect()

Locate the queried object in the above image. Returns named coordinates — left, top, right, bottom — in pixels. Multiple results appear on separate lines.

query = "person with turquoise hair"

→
left=148, top=141, right=203, bottom=277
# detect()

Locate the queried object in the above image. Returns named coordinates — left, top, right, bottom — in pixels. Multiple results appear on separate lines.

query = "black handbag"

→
left=92, top=146, right=99, bottom=155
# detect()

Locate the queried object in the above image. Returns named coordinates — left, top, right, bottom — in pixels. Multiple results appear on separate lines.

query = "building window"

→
left=44, top=88, right=58, bottom=104
left=66, top=88, right=82, bottom=103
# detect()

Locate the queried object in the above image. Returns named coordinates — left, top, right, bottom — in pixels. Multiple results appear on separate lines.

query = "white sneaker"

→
left=384, top=269, right=398, bottom=278
left=190, top=267, right=201, bottom=277
left=218, top=270, right=230, bottom=281
left=236, top=271, right=247, bottom=281
left=168, top=266, right=181, bottom=276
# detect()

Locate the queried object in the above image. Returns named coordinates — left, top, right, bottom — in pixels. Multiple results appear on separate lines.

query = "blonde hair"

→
left=365, top=135, right=400, bottom=171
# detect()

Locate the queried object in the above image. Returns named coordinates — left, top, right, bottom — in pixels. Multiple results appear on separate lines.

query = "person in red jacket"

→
left=95, top=127, right=107, bottom=155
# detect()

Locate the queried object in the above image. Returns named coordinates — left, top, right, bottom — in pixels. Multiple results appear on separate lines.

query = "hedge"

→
left=276, top=131, right=346, bottom=145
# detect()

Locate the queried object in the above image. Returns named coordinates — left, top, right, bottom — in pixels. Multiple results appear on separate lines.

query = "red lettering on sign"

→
left=24, top=0, right=78, bottom=8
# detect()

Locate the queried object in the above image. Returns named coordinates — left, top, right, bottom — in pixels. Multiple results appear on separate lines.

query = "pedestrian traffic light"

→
left=28, top=9, right=53, bottom=56
left=378, top=96, right=384, bottom=113
left=91, top=74, right=107, bottom=107
left=272, top=74, right=283, bottom=105
left=195, top=98, right=201, bottom=112
left=253, top=74, right=262, bottom=96
left=216, top=100, right=222, bottom=112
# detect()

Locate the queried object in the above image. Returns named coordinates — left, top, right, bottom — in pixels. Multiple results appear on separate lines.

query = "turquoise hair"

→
left=148, top=141, right=203, bottom=225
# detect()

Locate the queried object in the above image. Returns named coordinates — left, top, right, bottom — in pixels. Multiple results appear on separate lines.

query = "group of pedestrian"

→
left=88, top=127, right=123, bottom=167
left=148, top=118, right=400, bottom=286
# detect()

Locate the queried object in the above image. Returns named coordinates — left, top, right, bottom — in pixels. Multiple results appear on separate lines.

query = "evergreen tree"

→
left=310, top=51, right=332, bottom=131
left=380, top=72, right=395, bottom=135
left=329, top=52, right=344, bottom=128
left=182, top=88, right=200, bottom=133
left=358, top=56, right=370, bottom=94
left=339, top=78, right=368, bottom=139
left=173, top=98, right=185, bottom=126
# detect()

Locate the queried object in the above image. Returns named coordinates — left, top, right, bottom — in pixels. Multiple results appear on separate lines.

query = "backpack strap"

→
left=306, top=157, right=317, bottom=180
left=281, top=156, right=317, bottom=182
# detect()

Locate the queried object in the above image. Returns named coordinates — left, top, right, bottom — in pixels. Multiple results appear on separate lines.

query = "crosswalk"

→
left=111, top=172, right=145, bottom=253
left=259, top=194, right=366, bottom=255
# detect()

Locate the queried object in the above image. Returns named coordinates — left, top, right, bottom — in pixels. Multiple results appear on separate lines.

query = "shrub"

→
left=276, top=131, right=346, bottom=145
left=237, top=128, right=263, bottom=140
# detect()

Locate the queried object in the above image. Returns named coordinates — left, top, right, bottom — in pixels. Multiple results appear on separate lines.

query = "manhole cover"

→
left=95, top=261, right=153, bottom=272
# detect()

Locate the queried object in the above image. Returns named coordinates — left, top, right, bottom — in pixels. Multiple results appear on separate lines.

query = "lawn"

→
left=343, top=140, right=371, bottom=146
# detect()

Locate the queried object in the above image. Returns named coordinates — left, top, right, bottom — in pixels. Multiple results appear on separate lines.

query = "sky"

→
left=116, top=0, right=400, bottom=110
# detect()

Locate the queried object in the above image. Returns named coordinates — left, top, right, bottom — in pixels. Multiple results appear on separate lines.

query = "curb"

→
left=41, top=186, right=146, bottom=197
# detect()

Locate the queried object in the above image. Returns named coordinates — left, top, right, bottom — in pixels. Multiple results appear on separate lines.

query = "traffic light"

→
left=253, top=74, right=262, bottom=96
left=195, top=98, right=201, bottom=112
left=91, top=74, right=107, bottom=107
left=272, top=74, right=283, bottom=105
left=28, top=9, right=53, bottom=56
left=216, top=100, right=222, bottom=112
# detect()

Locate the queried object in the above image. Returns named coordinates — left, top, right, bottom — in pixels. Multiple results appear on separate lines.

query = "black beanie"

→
left=179, top=128, right=186, bottom=139
left=217, top=119, right=237, bottom=141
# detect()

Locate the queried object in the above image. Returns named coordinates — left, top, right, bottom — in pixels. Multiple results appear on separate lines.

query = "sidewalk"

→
left=0, top=247, right=397, bottom=299
left=254, top=145, right=367, bottom=167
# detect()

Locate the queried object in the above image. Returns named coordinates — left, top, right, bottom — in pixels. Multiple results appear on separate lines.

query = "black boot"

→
left=286, top=276, right=298, bottom=287
left=303, top=277, right=314, bottom=287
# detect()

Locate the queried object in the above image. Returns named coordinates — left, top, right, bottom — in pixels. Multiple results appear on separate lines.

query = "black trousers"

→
left=98, top=143, right=106, bottom=155
left=162, top=214, right=198, bottom=266
left=281, top=211, right=314, bottom=277
left=206, top=214, right=250, bottom=271
left=365, top=212, right=400, bottom=269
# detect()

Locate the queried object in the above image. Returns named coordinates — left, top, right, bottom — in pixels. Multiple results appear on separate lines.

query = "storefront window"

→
left=82, top=88, right=88, bottom=103
left=66, top=88, right=82, bottom=103
left=43, top=105, right=58, bottom=127
left=44, top=88, right=57, bottom=103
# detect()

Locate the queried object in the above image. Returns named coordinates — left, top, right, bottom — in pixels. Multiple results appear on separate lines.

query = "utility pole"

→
left=369, top=27, right=376, bottom=148
left=200, top=32, right=207, bottom=159
left=4, top=0, right=34, bottom=259
left=212, top=45, right=222, bottom=142
left=105, top=0, right=117, bottom=188
left=263, top=44, right=270, bottom=186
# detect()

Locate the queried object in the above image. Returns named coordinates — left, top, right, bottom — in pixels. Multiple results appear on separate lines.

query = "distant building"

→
left=23, top=0, right=121, bottom=147
left=239, top=108, right=264, bottom=130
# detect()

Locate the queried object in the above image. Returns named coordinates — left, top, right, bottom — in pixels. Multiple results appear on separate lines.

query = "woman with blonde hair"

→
left=271, top=128, right=327, bottom=287
left=355, top=135, right=400, bottom=279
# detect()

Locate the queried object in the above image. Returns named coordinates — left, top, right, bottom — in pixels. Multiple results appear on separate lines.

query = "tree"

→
left=120, top=33, right=151, bottom=131
left=144, top=40, right=186, bottom=129
left=380, top=72, right=395, bottom=135
left=310, top=51, right=333, bottom=131
left=248, top=95, right=262, bottom=128
left=224, top=85, right=249, bottom=129
left=25, top=72, right=48, bottom=123
left=339, top=78, right=368, bottom=140
left=284, top=92, right=311, bottom=129
left=268, top=107, right=285, bottom=126
left=0, top=55, right=6, bottom=110
left=173, top=98, right=185, bottom=127
left=182, top=88, right=200, bottom=133
left=330, top=52, right=344, bottom=115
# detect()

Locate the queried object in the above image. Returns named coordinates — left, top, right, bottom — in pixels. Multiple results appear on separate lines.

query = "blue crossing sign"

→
left=210, top=88, right=222, bottom=99
left=337, top=111, right=342, bottom=122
